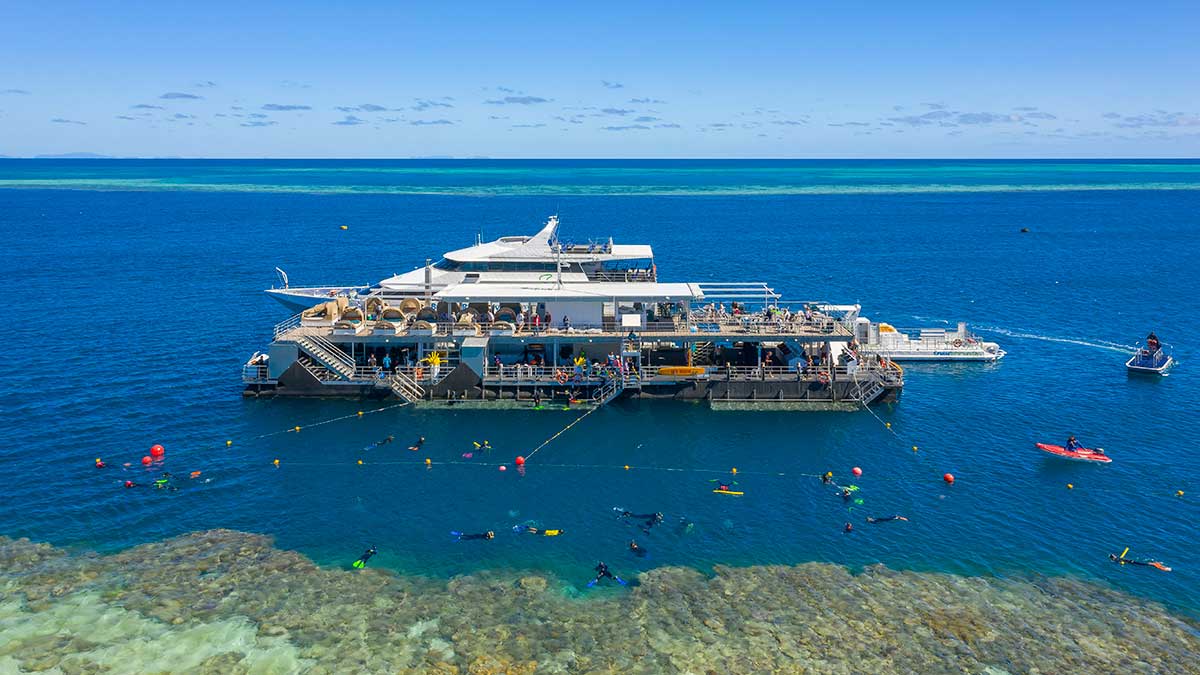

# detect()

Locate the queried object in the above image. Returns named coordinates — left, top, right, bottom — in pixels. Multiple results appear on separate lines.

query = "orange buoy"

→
left=851, top=467, right=862, bottom=477
left=150, top=444, right=165, bottom=457
left=515, top=456, right=525, bottom=466
left=141, top=456, right=153, bottom=465
left=943, top=473, right=955, bottom=484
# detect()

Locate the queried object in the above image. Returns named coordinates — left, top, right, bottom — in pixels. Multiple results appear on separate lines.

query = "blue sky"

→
left=1, top=1, right=1197, bottom=158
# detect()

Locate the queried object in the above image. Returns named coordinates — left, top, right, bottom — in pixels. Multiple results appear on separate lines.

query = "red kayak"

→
left=1036, top=443, right=1112, bottom=463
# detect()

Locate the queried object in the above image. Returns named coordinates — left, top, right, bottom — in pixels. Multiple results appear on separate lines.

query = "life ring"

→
left=818, top=371, right=830, bottom=385
left=952, top=339, right=964, bottom=348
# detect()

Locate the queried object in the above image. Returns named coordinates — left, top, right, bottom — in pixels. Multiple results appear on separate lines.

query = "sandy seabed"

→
left=1, top=530, right=1196, bottom=674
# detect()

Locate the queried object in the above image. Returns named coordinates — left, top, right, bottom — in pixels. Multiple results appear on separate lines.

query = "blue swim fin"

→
left=614, top=576, right=628, bottom=586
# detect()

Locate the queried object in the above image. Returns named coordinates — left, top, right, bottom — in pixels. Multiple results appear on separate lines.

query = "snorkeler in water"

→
left=839, top=488, right=853, bottom=501
left=588, top=561, right=627, bottom=587
left=352, top=545, right=377, bottom=569
left=373, top=435, right=395, bottom=448
left=866, top=515, right=909, bottom=523
left=453, top=531, right=495, bottom=541
left=515, top=525, right=563, bottom=536
left=616, top=509, right=665, bottom=533
left=154, top=472, right=177, bottom=491
left=822, top=471, right=833, bottom=485
left=1109, top=549, right=1171, bottom=572
left=472, top=440, right=492, bottom=452
left=408, top=436, right=425, bottom=452
left=676, top=516, right=695, bottom=535
left=843, top=522, right=854, bottom=533
left=628, top=540, right=647, bottom=558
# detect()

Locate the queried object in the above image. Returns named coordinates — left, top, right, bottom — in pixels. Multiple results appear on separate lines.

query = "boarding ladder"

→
left=849, top=372, right=885, bottom=405
left=387, top=370, right=425, bottom=403
left=292, top=334, right=356, bottom=380
left=592, top=376, right=625, bottom=406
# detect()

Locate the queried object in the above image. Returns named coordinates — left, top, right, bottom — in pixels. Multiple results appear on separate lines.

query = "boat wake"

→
left=974, top=326, right=1133, bottom=354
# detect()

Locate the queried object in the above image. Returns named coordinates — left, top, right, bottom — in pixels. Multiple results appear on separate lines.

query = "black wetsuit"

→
left=457, top=532, right=493, bottom=541
left=594, top=562, right=616, bottom=582
left=621, top=511, right=664, bottom=532
left=866, top=515, right=907, bottom=523
left=629, top=542, right=647, bottom=557
left=352, top=546, right=377, bottom=569
left=375, top=436, right=394, bottom=447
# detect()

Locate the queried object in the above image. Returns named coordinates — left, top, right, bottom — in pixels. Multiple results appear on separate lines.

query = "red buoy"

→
left=851, top=467, right=862, bottom=477
left=515, top=456, right=525, bottom=466
left=124, top=480, right=134, bottom=488
left=141, top=456, right=153, bottom=465
left=499, top=465, right=507, bottom=472
left=943, top=473, right=955, bottom=484
left=150, top=444, right=165, bottom=457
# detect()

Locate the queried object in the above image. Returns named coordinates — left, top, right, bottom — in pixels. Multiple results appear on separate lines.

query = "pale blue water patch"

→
left=0, top=159, right=1198, bottom=617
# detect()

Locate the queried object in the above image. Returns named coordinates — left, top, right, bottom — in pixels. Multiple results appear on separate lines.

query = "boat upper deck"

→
left=272, top=307, right=856, bottom=344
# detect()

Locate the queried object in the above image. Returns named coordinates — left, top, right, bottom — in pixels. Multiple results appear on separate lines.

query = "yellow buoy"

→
left=1177, top=490, right=1185, bottom=497
left=294, top=426, right=301, bottom=432
left=885, top=423, right=891, bottom=429
left=226, top=440, right=233, bottom=447
left=624, top=464, right=630, bottom=470
left=339, top=225, right=348, bottom=230
left=357, top=411, right=363, bottom=417
left=1067, top=483, right=1074, bottom=490
left=425, top=458, right=432, bottom=465
left=731, top=467, right=738, bottom=474
left=912, top=446, right=918, bottom=452
left=272, top=459, right=280, bottom=467
left=357, top=459, right=363, bottom=465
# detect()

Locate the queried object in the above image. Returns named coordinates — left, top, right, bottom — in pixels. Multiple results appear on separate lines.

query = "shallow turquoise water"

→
left=0, top=159, right=1197, bottom=617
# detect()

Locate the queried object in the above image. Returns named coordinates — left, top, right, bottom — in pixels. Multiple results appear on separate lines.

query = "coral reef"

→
left=1, top=531, right=1197, bottom=674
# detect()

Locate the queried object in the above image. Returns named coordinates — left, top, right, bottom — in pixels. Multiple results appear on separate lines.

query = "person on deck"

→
left=1065, top=435, right=1083, bottom=451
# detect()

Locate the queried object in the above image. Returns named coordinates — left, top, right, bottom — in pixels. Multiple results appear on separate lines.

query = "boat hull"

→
left=265, top=287, right=361, bottom=312
left=860, top=349, right=1005, bottom=362
left=1126, top=354, right=1173, bottom=375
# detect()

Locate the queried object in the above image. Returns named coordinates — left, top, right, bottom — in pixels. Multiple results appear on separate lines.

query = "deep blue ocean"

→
left=1, top=159, right=1198, bottom=615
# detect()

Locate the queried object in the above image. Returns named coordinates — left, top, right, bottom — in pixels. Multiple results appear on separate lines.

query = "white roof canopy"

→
left=434, top=282, right=700, bottom=304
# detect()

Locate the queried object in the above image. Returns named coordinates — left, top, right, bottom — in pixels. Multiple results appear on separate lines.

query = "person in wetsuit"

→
left=589, top=561, right=626, bottom=586
left=1109, top=552, right=1171, bottom=571
left=408, top=436, right=425, bottom=452
left=516, top=525, right=563, bottom=536
left=454, top=531, right=495, bottom=541
left=619, top=510, right=664, bottom=533
left=374, top=435, right=395, bottom=447
left=1065, top=435, right=1083, bottom=451
left=821, top=472, right=833, bottom=485
left=352, top=545, right=377, bottom=569
left=840, top=488, right=853, bottom=501
left=866, top=515, right=909, bottom=523
left=628, top=540, right=647, bottom=557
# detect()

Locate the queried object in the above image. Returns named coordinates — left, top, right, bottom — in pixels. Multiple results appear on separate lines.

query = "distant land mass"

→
left=33, top=152, right=115, bottom=159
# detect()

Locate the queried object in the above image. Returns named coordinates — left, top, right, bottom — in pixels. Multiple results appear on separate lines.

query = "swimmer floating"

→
left=452, top=531, right=495, bottom=541
left=1109, top=547, right=1171, bottom=572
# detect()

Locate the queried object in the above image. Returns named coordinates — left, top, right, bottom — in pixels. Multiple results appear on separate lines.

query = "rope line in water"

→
left=523, top=406, right=599, bottom=462
left=253, top=402, right=411, bottom=440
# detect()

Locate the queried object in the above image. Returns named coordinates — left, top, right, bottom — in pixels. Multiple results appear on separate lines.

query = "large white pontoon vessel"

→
left=245, top=215, right=904, bottom=410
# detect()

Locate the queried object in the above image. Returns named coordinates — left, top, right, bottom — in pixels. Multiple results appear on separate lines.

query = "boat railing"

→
left=273, top=312, right=303, bottom=339
left=584, top=269, right=657, bottom=283
left=242, top=364, right=270, bottom=382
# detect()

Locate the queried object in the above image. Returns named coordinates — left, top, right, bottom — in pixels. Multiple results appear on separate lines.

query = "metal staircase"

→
left=297, top=354, right=340, bottom=381
left=849, top=373, right=885, bottom=405
left=292, top=334, right=356, bottom=380
left=387, top=370, right=425, bottom=403
left=592, top=376, right=625, bottom=406
left=692, top=341, right=716, bottom=365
